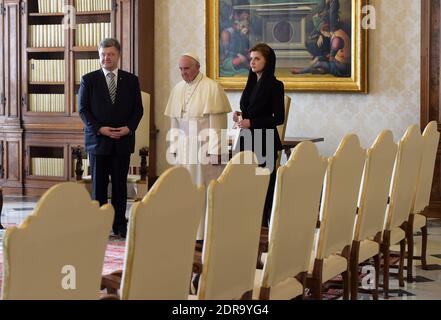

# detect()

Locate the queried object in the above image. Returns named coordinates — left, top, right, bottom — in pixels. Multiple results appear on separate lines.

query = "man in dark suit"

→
left=78, top=38, right=143, bottom=238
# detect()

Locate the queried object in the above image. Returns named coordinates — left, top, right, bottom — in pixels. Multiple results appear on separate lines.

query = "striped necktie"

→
left=107, top=72, right=116, bottom=104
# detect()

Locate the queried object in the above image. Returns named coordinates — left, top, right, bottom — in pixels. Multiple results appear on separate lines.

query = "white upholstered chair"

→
left=254, top=141, right=327, bottom=300
left=101, top=166, right=205, bottom=299
left=195, top=151, right=269, bottom=300
left=381, top=125, right=423, bottom=298
left=126, top=91, right=151, bottom=199
left=255, top=95, right=292, bottom=262
left=2, top=182, right=114, bottom=299
left=276, top=95, right=291, bottom=143
left=275, top=96, right=292, bottom=169
left=406, top=121, right=439, bottom=281
left=307, top=134, right=366, bottom=300
left=350, top=130, right=397, bottom=300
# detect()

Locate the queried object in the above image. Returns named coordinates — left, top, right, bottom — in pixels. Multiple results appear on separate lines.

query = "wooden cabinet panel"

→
left=116, top=0, right=134, bottom=72
left=3, top=0, right=20, bottom=120
left=0, top=0, right=4, bottom=117
left=0, top=140, right=4, bottom=180
left=6, top=139, right=20, bottom=181
left=421, top=0, right=441, bottom=218
left=0, top=130, right=23, bottom=193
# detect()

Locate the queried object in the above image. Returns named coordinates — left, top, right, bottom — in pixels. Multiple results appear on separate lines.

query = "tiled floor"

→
left=1, top=195, right=441, bottom=300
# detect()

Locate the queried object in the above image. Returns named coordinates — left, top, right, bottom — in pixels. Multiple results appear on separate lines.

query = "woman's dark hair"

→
left=250, top=43, right=271, bottom=67
left=240, top=43, right=277, bottom=114
left=249, top=43, right=276, bottom=77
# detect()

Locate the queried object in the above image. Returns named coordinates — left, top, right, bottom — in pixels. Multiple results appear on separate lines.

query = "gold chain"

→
left=181, top=74, right=203, bottom=116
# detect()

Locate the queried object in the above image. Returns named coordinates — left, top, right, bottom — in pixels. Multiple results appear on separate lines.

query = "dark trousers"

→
left=89, top=152, right=131, bottom=232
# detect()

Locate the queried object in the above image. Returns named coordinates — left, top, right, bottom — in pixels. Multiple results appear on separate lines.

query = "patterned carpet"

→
left=102, top=238, right=126, bottom=275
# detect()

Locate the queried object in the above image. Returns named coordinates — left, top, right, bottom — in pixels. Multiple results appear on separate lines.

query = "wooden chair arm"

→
left=260, top=227, right=269, bottom=252
left=193, top=250, right=202, bottom=274
left=100, top=293, right=120, bottom=300
left=110, top=270, right=123, bottom=277
left=101, top=273, right=122, bottom=294
left=257, top=227, right=269, bottom=269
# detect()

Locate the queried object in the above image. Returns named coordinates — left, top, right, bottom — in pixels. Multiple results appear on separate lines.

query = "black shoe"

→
left=118, top=225, right=127, bottom=239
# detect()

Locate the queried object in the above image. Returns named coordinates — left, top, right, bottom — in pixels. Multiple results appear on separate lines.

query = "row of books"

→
left=37, top=0, right=112, bottom=13
left=31, top=158, right=64, bottom=177
left=76, top=23, right=112, bottom=47
left=28, top=25, right=65, bottom=48
left=75, top=59, right=101, bottom=83
left=75, top=0, right=112, bottom=12
left=37, top=0, right=64, bottom=13
left=28, top=94, right=95, bottom=114
left=29, top=94, right=65, bottom=113
left=29, top=59, right=65, bottom=83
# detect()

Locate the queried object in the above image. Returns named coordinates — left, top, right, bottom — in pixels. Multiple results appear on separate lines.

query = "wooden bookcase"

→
left=0, top=0, right=22, bottom=194
left=0, top=0, right=155, bottom=195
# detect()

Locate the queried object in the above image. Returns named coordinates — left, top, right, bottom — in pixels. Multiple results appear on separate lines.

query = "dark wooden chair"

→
left=406, top=121, right=440, bottom=281
left=72, top=145, right=149, bottom=201
left=381, top=125, right=423, bottom=298
left=307, top=134, right=366, bottom=300
left=349, top=130, right=397, bottom=300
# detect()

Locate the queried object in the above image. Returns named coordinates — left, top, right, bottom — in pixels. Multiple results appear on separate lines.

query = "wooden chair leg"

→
left=406, top=216, right=414, bottom=282
left=382, top=233, right=391, bottom=299
left=342, top=269, right=350, bottom=300
left=421, top=225, right=428, bottom=270
left=296, top=272, right=307, bottom=300
left=259, top=287, right=270, bottom=300
left=312, top=278, right=322, bottom=300
left=350, top=241, right=360, bottom=300
left=342, top=246, right=351, bottom=300
left=241, top=290, right=252, bottom=300
left=373, top=254, right=380, bottom=300
left=399, top=239, right=406, bottom=287
left=308, top=259, right=323, bottom=300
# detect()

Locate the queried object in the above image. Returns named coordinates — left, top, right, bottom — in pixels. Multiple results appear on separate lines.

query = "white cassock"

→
left=165, top=72, right=232, bottom=240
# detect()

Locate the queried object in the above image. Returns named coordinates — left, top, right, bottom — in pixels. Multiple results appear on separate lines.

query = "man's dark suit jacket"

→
left=78, top=69, right=143, bottom=155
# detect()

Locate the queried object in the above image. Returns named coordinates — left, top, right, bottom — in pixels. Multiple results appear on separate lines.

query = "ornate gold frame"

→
left=206, top=0, right=368, bottom=92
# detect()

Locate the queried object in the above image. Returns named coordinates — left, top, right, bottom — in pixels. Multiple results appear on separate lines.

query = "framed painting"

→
left=206, top=0, right=369, bottom=92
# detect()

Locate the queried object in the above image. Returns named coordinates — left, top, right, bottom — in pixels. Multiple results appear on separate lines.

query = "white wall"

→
left=155, top=0, right=421, bottom=174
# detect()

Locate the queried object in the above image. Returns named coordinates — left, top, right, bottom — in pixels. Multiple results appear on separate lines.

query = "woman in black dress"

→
left=233, top=43, right=285, bottom=226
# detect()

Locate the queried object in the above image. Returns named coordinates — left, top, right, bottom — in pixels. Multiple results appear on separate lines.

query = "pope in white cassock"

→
left=165, top=52, right=232, bottom=240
